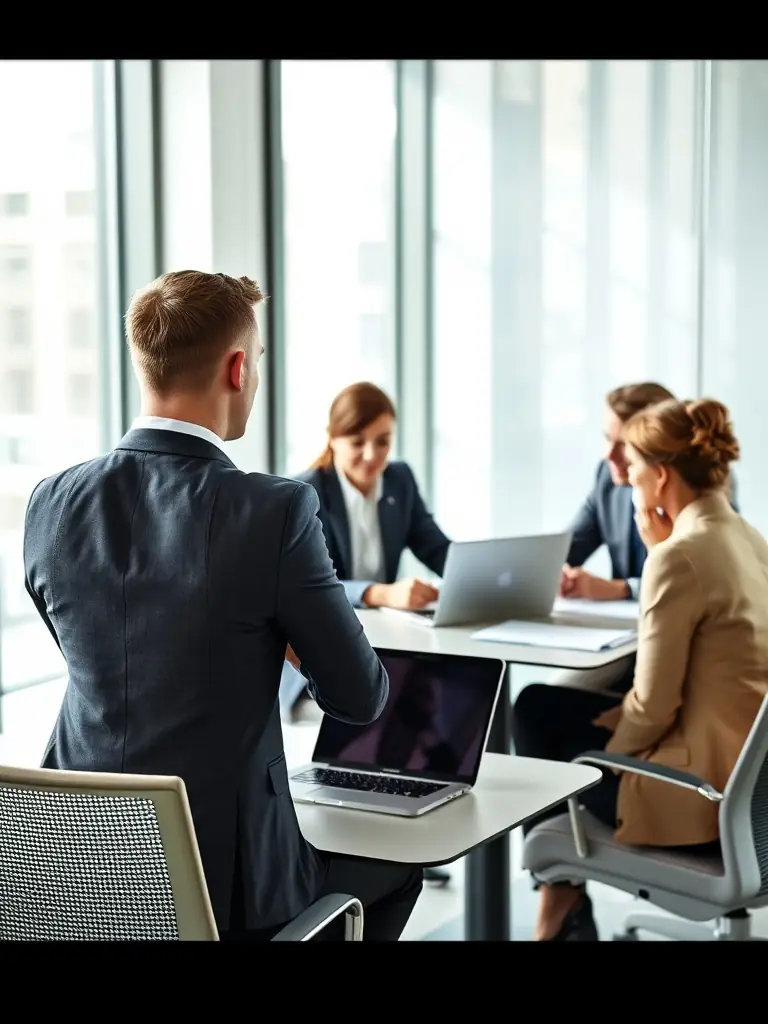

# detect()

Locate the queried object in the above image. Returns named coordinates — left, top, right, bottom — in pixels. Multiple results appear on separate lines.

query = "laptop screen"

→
left=312, top=649, right=503, bottom=785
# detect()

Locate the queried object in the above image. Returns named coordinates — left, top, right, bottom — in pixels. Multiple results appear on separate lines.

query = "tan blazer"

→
left=594, top=490, right=768, bottom=847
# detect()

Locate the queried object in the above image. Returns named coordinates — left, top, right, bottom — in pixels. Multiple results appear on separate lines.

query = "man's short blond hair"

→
left=125, top=270, right=265, bottom=394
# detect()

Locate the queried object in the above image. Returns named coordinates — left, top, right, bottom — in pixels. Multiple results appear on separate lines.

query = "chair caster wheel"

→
left=613, top=931, right=639, bottom=941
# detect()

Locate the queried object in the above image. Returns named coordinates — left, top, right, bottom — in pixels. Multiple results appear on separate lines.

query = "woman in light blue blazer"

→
left=280, top=381, right=452, bottom=719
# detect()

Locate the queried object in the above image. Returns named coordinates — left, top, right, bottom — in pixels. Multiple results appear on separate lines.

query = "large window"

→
left=431, top=60, right=701, bottom=546
left=279, top=60, right=398, bottom=475
left=702, top=61, right=768, bottom=535
left=0, top=61, right=105, bottom=697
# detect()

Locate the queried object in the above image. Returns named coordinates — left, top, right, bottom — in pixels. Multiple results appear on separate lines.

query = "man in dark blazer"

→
left=553, top=382, right=675, bottom=694
left=557, top=380, right=738, bottom=692
left=563, top=381, right=739, bottom=603
left=561, top=382, right=677, bottom=606
left=23, top=270, right=423, bottom=941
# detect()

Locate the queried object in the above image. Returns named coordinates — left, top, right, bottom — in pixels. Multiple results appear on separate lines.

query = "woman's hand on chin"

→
left=635, top=506, right=673, bottom=548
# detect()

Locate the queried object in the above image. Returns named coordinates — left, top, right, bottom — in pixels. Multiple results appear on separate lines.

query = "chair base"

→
left=613, top=908, right=754, bottom=942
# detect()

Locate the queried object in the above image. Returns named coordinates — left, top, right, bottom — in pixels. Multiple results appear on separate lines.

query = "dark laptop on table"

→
left=289, top=649, right=505, bottom=817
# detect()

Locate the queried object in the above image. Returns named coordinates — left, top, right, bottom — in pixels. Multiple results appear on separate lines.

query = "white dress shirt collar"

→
left=335, top=467, right=384, bottom=508
left=131, top=415, right=228, bottom=455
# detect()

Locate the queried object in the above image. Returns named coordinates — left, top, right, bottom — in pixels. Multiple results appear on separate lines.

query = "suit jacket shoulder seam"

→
left=50, top=463, right=91, bottom=622
left=274, top=481, right=306, bottom=612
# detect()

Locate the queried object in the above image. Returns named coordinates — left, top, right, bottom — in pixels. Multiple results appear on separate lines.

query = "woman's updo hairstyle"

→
left=622, top=397, right=740, bottom=491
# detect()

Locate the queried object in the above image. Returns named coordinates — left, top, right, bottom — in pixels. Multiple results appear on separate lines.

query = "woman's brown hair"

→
left=622, top=397, right=740, bottom=491
left=311, top=382, right=397, bottom=471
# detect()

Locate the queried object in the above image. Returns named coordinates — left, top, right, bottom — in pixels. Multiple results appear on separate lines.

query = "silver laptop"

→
left=390, top=531, right=571, bottom=627
left=289, top=649, right=505, bottom=817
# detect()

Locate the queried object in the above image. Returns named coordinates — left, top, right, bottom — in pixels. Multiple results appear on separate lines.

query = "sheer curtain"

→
left=702, top=60, right=768, bottom=534
left=431, top=60, right=701, bottom=552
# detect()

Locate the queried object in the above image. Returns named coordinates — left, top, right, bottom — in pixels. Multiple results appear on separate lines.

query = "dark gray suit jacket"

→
left=567, top=460, right=739, bottom=599
left=23, top=428, right=388, bottom=932
left=296, top=460, right=451, bottom=608
left=566, top=460, right=638, bottom=590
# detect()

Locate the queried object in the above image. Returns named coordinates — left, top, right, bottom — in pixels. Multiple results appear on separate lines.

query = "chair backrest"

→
left=0, top=764, right=218, bottom=941
left=718, top=691, right=768, bottom=902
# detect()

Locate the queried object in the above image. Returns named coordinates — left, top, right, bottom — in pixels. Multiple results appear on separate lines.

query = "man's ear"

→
left=228, top=350, right=246, bottom=391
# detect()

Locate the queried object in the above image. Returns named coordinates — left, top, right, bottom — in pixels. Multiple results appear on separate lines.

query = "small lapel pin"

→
left=387, top=496, right=396, bottom=505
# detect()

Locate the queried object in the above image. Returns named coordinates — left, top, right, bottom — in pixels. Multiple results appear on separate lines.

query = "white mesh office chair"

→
left=522, top=694, right=768, bottom=941
left=0, top=764, right=363, bottom=941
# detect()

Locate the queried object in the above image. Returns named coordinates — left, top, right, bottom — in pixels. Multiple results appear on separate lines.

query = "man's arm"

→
left=275, top=482, right=388, bottom=724
left=565, top=464, right=604, bottom=568
left=24, top=579, right=61, bottom=652
left=606, top=544, right=702, bottom=755
left=23, top=478, right=63, bottom=652
left=562, top=463, right=638, bottom=601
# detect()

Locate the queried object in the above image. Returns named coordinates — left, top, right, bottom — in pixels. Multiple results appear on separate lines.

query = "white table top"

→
left=294, top=753, right=602, bottom=866
left=357, top=608, right=637, bottom=670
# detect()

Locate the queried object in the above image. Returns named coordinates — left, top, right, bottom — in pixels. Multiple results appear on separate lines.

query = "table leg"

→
left=464, top=666, right=511, bottom=940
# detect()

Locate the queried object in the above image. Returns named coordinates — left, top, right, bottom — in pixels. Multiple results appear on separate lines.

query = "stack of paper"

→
left=471, top=619, right=637, bottom=652
left=552, top=597, right=640, bottom=623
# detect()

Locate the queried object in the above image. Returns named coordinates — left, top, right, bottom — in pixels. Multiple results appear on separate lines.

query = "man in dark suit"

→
left=556, top=382, right=676, bottom=692
left=561, top=382, right=677, bottom=605
left=23, top=270, right=423, bottom=941
left=557, top=380, right=738, bottom=693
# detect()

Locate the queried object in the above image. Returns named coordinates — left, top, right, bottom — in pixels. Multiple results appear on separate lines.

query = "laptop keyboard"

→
left=292, top=768, right=447, bottom=798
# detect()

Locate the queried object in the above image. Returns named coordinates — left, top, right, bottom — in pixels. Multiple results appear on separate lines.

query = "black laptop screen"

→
left=312, top=650, right=502, bottom=785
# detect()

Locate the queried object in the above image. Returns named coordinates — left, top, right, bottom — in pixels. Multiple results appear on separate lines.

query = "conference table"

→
left=295, top=752, right=603, bottom=941
left=356, top=604, right=638, bottom=750
left=352, top=604, right=638, bottom=941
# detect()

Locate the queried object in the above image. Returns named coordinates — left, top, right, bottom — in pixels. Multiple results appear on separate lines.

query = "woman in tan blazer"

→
left=511, top=397, right=768, bottom=941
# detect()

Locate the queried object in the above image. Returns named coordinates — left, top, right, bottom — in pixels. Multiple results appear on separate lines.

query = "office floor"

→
left=3, top=676, right=768, bottom=941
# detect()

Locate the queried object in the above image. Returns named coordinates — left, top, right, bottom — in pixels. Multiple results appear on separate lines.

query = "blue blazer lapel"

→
left=321, top=470, right=352, bottom=579
left=378, top=470, right=403, bottom=583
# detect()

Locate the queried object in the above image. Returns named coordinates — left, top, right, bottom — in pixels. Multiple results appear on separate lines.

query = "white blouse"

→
left=336, top=468, right=385, bottom=582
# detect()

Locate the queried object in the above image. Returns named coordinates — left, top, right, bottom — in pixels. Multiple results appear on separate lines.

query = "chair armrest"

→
left=572, top=751, right=723, bottom=802
left=270, top=894, right=364, bottom=941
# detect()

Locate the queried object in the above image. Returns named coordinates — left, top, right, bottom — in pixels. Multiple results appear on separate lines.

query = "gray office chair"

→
left=522, top=693, right=768, bottom=941
left=0, top=764, right=363, bottom=941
